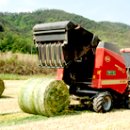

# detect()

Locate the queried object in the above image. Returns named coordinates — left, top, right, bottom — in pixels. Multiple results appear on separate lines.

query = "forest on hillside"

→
left=0, top=9, right=130, bottom=54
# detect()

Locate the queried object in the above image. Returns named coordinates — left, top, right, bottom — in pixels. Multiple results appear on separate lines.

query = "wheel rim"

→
left=103, top=96, right=112, bottom=111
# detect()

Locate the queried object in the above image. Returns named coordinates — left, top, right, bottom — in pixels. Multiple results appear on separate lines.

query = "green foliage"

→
left=0, top=9, right=130, bottom=54
left=0, top=73, right=29, bottom=80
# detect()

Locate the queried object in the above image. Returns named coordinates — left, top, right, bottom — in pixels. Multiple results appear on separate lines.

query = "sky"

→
left=0, top=0, right=130, bottom=25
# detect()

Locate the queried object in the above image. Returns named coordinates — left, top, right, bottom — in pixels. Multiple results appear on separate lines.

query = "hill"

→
left=0, top=9, right=130, bottom=53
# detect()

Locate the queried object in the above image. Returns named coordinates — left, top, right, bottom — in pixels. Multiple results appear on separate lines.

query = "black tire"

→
left=125, top=96, right=130, bottom=109
left=93, top=92, right=113, bottom=113
left=127, top=101, right=130, bottom=109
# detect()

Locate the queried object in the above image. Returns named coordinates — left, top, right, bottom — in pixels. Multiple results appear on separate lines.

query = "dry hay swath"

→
left=18, top=78, right=70, bottom=117
left=0, top=79, right=5, bottom=97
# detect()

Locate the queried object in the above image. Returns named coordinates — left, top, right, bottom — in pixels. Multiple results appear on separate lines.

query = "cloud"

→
left=0, top=0, right=9, bottom=6
left=0, top=0, right=38, bottom=12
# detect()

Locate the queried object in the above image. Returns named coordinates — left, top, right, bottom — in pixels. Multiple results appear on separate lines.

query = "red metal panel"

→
left=56, top=68, right=64, bottom=80
left=92, top=47, right=128, bottom=94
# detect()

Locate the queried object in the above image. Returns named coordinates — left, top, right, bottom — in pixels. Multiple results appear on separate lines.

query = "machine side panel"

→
left=92, top=47, right=127, bottom=94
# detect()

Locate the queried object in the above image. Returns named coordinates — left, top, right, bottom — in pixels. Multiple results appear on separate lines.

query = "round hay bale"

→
left=18, top=78, right=70, bottom=117
left=0, top=79, right=5, bottom=97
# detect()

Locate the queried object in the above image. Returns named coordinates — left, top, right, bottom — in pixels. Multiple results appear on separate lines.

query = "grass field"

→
left=1, top=79, right=130, bottom=130
left=0, top=73, right=55, bottom=80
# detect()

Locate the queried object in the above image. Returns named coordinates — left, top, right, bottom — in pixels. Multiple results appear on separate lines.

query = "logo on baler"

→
left=115, top=64, right=125, bottom=73
left=105, top=56, right=111, bottom=62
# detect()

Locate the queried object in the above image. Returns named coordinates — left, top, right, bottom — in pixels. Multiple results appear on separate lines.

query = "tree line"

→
left=0, top=9, right=130, bottom=54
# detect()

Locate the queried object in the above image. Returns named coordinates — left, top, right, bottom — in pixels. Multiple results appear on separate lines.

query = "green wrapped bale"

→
left=18, top=78, right=70, bottom=117
left=0, top=79, right=5, bottom=97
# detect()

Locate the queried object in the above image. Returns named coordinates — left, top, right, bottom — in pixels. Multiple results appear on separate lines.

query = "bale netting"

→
left=0, top=79, right=5, bottom=97
left=18, top=78, right=70, bottom=117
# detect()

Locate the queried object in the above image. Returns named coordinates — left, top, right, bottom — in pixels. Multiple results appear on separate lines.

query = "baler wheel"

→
left=93, top=92, right=112, bottom=113
left=125, top=96, right=130, bottom=109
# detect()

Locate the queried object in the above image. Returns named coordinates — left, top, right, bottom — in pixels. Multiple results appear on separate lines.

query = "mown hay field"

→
left=1, top=79, right=130, bottom=130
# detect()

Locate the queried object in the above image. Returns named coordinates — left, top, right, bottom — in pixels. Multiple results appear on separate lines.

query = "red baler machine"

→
left=33, top=21, right=130, bottom=112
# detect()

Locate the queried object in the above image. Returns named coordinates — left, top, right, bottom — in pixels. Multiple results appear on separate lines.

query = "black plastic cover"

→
left=33, top=21, right=76, bottom=32
left=97, top=42, right=120, bottom=54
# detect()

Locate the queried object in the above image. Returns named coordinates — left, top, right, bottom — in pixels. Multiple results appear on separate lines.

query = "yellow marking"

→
left=101, top=79, right=127, bottom=85
left=92, top=75, right=96, bottom=79
left=97, top=70, right=101, bottom=75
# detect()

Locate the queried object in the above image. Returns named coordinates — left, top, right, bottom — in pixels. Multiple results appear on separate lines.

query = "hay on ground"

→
left=0, top=79, right=5, bottom=97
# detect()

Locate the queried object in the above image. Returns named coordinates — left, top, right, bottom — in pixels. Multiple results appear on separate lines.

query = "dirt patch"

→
left=0, top=80, right=25, bottom=113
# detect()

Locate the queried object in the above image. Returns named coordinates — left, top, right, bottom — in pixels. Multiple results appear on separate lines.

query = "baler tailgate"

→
left=33, top=21, right=99, bottom=68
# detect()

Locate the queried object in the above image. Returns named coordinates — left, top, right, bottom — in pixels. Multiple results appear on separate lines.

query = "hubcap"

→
left=103, top=96, right=112, bottom=111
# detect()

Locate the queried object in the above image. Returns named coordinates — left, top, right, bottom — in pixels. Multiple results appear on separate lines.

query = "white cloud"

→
left=0, top=0, right=10, bottom=6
